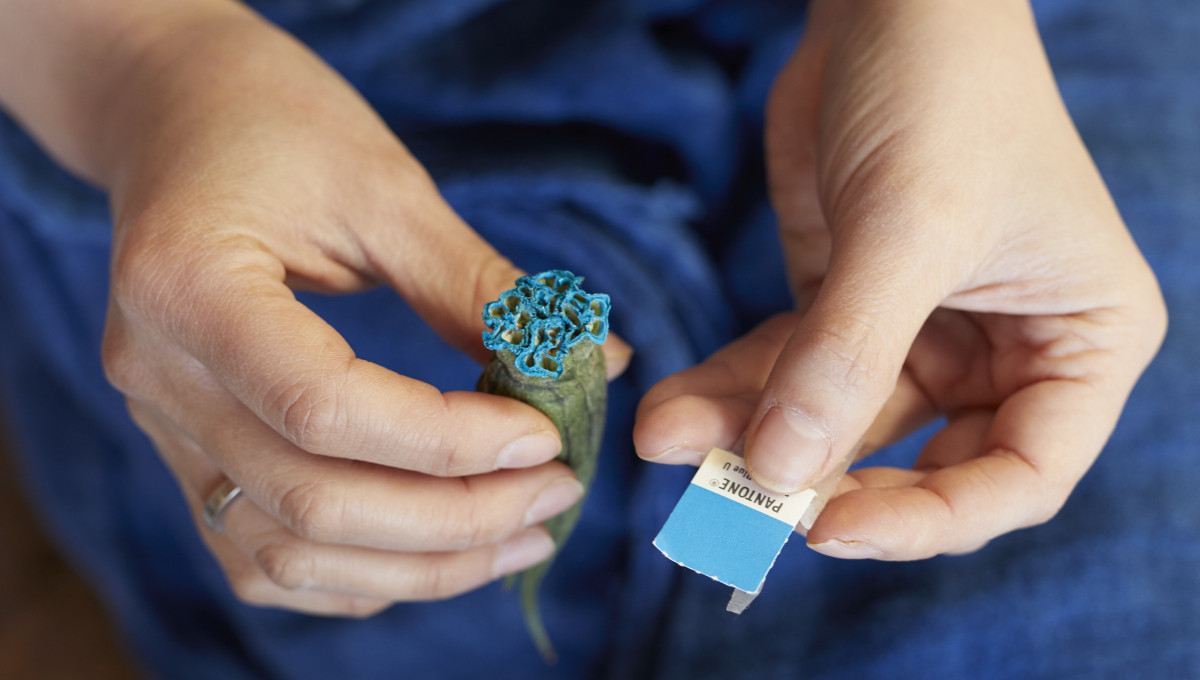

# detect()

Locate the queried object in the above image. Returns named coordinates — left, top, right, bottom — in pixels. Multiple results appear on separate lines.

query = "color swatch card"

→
left=654, top=447, right=817, bottom=597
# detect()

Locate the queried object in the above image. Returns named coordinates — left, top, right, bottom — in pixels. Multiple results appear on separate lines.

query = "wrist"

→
left=0, top=1, right=253, bottom=186
left=95, top=6, right=285, bottom=192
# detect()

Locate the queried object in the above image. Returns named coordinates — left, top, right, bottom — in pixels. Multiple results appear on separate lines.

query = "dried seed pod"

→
left=476, top=270, right=610, bottom=663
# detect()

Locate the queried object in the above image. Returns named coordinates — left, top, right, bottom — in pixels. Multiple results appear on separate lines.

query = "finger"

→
left=821, top=408, right=991, bottom=494
left=207, top=523, right=395, bottom=617
left=354, top=194, right=634, bottom=378
left=634, top=312, right=939, bottom=466
left=600, top=337, right=634, bottom=381
left=158, top=376, right=584, bottom=552
left=765, top=24, right=833, bottom=312
left=223, top=499, right=554, bottom=601
left=234, top=450, right=581, bottom=554
left=806, top=452, right=1048, bottom=560
left=807, top=375, right=1130, bottom=560
left=127, top=399, right=394, bottom=616
left=634, top=394, right=757, bottom=466
left=859, top=369, right=939, bottom=456
left=743, top=235, right=950, bottom=494
left=912, top=409, right=993, bottom=471
left=115, top=241, right=566, bottom=474
left=633, top=314, right=797, bottom=464
left=133, top=398, right=562, bottom=602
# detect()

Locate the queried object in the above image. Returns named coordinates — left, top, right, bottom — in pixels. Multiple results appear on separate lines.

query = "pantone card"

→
left=654, top=447, right=817, bottom=595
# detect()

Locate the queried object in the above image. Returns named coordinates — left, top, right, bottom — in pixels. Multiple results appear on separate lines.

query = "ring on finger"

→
left=202, top=478, right=243, bottom=534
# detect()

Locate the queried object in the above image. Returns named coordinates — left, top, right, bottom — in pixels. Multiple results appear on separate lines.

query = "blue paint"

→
left=482, top=269, right=610, bottom=379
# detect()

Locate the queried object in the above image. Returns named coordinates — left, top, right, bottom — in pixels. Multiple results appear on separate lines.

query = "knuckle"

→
left=1029, top=489, right=1067, bottom=527
left=637, top=375, right=682, bottom=414
left=441, top=497, right=501, bottom=550
left=100, top=325, right=144, bottom=395
left=403, top=421, right=454, bottom=477
left=425, top=407, right=465, bottom=477
left=227, top=569, right=274, bottom=607
left=1144, top=290, right=1169, bottom=353
left=810, top=317, right=898, bottom=400
left=254, top=540, right=318, bottom=591
left=414, top=562, right=451, bottom=601
left=109, top=251, right=151, bottom=310
left=425, top=441, right=463, bottom=478
left=437, top=444, right=470, bottom=478
left=110, top=230, right=184, bottom=318
left=399, top=390, right=471, bottom=477
left=276, top=481, right=345, bottom=543
left=413, top=561, right=473, bottom=602
left=267, top=377, right=346, bottom=453
left=1000, top=448, right=1069, bottom=528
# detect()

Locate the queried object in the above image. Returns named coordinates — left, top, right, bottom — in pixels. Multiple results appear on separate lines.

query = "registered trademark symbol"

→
left=709, top=479, right=719, bottom=488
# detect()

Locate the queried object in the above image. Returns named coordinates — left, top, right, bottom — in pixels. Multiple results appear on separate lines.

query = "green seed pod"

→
left=476, top=270, right=610, bottom=663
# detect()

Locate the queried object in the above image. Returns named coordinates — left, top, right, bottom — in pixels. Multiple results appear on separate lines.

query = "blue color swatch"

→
left=654, top=483, right=796, bottom=593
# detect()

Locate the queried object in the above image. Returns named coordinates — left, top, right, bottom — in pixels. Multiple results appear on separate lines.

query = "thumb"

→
left=744, top=242, right=942, bottom=494
left=363, top=189, right=632, bottom=376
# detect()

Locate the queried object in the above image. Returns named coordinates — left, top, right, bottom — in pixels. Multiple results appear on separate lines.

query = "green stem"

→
left=477, top=340, right=607, bottom=663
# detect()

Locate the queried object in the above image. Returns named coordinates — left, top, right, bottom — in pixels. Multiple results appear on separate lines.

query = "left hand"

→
left=634, top=0, right=1165, bottom=560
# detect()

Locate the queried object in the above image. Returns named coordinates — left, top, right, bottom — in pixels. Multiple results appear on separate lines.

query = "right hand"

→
left=98, top=5, right=629, bottom=616
left=634, top=0, right=1164, bottom=560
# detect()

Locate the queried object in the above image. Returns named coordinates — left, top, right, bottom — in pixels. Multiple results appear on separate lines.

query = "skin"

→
left=635, top=0, right=1166, bottom=559
left=0, top=0, right=1165, bottom=618
left=0, top=0, right=631, bottom=615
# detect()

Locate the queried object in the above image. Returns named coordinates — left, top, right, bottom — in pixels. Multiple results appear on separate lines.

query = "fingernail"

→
left=497, top=432, right=561, bottom=469
left=524, top=478, right=584, bottom=526
left=809, top=538, right=883, bottom=559
left=643, top=446, right=707, bottom=466
left=749, top=405, right=832, bottom=493
left=492, top=528, right=556, bottom=577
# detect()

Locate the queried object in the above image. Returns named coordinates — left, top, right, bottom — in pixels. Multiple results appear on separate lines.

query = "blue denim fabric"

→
left=0, top=0, right=1195, bottom=678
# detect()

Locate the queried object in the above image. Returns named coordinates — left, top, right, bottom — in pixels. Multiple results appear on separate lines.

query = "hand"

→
left=97, top=7, right=630, bottom=615
left=635, top=0, right=1164, bottom=559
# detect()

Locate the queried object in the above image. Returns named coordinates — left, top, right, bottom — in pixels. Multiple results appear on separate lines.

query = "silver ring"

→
left=202, top=479, right=242, bottom=534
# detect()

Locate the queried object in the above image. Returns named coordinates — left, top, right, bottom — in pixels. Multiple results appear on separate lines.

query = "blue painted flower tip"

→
left=481, top=269, right=611, bottom=379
